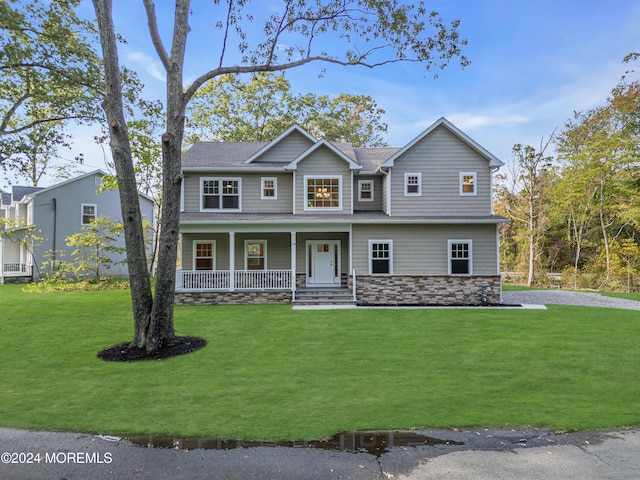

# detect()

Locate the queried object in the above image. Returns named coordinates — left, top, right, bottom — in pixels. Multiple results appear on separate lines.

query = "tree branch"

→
left=142, top=0, right=171, bottom=71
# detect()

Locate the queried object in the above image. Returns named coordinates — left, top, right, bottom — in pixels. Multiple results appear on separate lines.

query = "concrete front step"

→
left=293, top=288, right=356, bottom=306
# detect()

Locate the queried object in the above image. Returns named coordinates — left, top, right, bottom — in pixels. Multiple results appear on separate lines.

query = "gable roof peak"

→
left=381, top=117, right=504, bottom=169
left=243, top=125, right=318, bottom=164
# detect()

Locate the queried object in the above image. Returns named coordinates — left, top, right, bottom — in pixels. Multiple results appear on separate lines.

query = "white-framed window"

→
left=245, top=240, right=267, bottom=270
left=81, top=204, right=97, bottom=225
left=460, top=172, right=477, bottom=196
left=261, top=177, right=277, bottom=200
left=448, top=240, right=472, bottom=275
left=193, top=241, right=215, bottom=270
left=369, top=240, right=393, bottom=274
left=358, top=180, right=374, bottom=202
left=305, top=176, right=341, bottom=210
left=404, top=173, right=421, bottom=196
left=201, top=177, right=241, bottom=211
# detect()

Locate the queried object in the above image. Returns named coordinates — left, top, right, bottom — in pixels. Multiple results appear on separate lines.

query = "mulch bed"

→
left=97, top=336, right=207, bottom=362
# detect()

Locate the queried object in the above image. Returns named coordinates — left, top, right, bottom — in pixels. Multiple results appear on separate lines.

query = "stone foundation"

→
left=175, top=290, right=292, bottom=305
left=354, top=275, right=501, bottom=306
left=1, top=275, right=32, bottom=285
left=175, top=275, right=502, bottom=306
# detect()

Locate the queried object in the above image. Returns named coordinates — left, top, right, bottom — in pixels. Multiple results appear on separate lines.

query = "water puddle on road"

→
left=123, top=431, right=464, bottom=457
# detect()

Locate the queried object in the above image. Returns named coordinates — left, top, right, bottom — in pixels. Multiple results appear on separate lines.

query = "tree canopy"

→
left=186, top=72, right=388, bottom=147
left=0, top=0, right=103, bottom=175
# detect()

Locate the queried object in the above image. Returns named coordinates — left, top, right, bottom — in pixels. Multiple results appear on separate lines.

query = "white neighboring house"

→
left=0, top=170, right=154, bottom=284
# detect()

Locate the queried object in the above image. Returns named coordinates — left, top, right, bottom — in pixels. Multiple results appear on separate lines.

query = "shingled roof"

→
left=181, top=139, right=400, bottom=173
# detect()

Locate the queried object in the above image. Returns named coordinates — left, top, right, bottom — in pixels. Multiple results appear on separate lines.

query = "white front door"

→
left=306, top=241, right=341, bottom=286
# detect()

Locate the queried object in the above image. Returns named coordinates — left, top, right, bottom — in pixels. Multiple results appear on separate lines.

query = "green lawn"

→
left=0, top=284, right=638, bottom=441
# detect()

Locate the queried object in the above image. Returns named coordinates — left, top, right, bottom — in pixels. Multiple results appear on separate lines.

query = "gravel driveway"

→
left=502, top=289, right=640, bottom=310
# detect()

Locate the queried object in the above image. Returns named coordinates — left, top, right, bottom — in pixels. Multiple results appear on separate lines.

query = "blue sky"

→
left=6, top=0, right=640, bottom=187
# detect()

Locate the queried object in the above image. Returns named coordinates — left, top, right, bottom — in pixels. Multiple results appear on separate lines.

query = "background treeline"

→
left=496, top=80, right=640, bottom=291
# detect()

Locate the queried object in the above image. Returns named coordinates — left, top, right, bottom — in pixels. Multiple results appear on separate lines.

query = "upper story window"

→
left=305, top=176, right=341, bottom=210
left=81, top=204, right=97, bottom=225
left=404, top=173, right=421, bottom=196
left=460, top=172, right=477, bottom=196
left=369, top=240, right=393, bottom=274
left=358, top=180, right=374, bottom=202
left=448, top=240, right=472, bottom=275
left=201, top=178, right=241, bottom=211
left=261, top=177, right=277, bottom=200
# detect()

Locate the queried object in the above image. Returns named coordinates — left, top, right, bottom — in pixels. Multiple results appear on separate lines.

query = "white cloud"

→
left=126, top=50, right=166, bottom=83
left=446, top=113, right=530, bottom=131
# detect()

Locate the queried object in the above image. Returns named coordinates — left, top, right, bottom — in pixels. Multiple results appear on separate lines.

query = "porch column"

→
left=290, top=231, right=296, bottom=293
left=229, top=231, right=235, bottom=291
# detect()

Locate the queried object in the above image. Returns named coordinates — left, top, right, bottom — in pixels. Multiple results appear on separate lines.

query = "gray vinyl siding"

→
left=352, top=223, right=498, bottom=276
left=253, top=130, right=314, bottom=162
left=182, top=174, right=200, bottom=212
left=184, top=173, right=293, bottom=213
left=242, top=173, right=292, bottom=213
left=31, top=173, right=154, bottom=279
left=390, top=125, right=493, bottom=216
left=294, top=148, right=352, bottom=214
left=181, top=232, right=292, bottom=270
left=353, top=175, right=383, bottom=211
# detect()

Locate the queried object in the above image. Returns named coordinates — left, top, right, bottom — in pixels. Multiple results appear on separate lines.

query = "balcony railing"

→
left=2, top=263, right=32, bottom=275
left=177, top=269, right=292, bottom=291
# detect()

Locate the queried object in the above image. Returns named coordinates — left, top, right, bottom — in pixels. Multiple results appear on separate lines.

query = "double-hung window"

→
left=358, top=180, right=374, bottom=202
left=201, top=178, right=241, bottom=211
left=245, top=240, right=267, bottom=270
left=448, top=240, right=472, bottom=275
left=305, top=176, right=341, bottom=210
left=460, top=172, right=477, bottom=196
left=404, top=173, right=421, bottom=196
left=261, top=177, right=277, bottom=200
left=369, top=240, right=393, bottom=274
left=194, top=241, right=215, bottom=270
left=81, top=204, right=97, bottom=225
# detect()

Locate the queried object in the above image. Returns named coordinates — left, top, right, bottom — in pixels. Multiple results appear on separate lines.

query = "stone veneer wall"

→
left=353, top=275, right=502, bottom=306
left=175, top=290, right=292, bottom=305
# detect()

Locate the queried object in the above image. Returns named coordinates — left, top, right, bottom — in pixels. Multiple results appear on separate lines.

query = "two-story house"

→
left=0, top=170, right=154, bottom=283
left=176, top=117, right=508, bottom=306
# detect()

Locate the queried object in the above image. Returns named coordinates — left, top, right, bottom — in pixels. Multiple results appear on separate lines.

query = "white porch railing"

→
left=177, top=269, right=292, bottom=291
left=2, top=263, right=32, bottom=275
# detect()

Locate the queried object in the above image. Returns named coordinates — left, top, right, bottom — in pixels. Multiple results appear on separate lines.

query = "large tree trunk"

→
left=93, top=0, right=153, bottom=347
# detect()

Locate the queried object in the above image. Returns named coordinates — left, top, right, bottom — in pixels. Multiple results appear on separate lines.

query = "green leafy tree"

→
left=65, top=215, right=125, bottom=282
left=0, top=0, right=103, bottom=174
left=556, top=82, right=640, bottom=288
left=186, top=72, right=388, bottom=147
left=497, top=141, right=554, bottom=286
left=92, top=0, right=469, bottom=352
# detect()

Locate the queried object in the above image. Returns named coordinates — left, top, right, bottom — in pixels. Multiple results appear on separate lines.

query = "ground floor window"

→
left=194, top=241, right=215, bottom=270
left=448, top=240, right=472, bottom=274
left=245, top=240, right=266, bottom=270
left=369, top=240, right=393, bottom=274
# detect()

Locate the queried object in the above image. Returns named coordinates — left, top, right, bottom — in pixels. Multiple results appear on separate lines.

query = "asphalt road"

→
left=1, top=427, right=639, bottom=479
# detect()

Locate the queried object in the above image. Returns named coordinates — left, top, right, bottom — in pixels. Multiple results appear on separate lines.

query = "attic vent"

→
left=95, top=176, right=102, bottom=187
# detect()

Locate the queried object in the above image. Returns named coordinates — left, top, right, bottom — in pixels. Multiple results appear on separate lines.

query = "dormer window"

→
left=460, top=172, right=477, bottom=196
left=305, top=176, right=341, bottom=210
left=201, top=177, right=241, bottom=211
